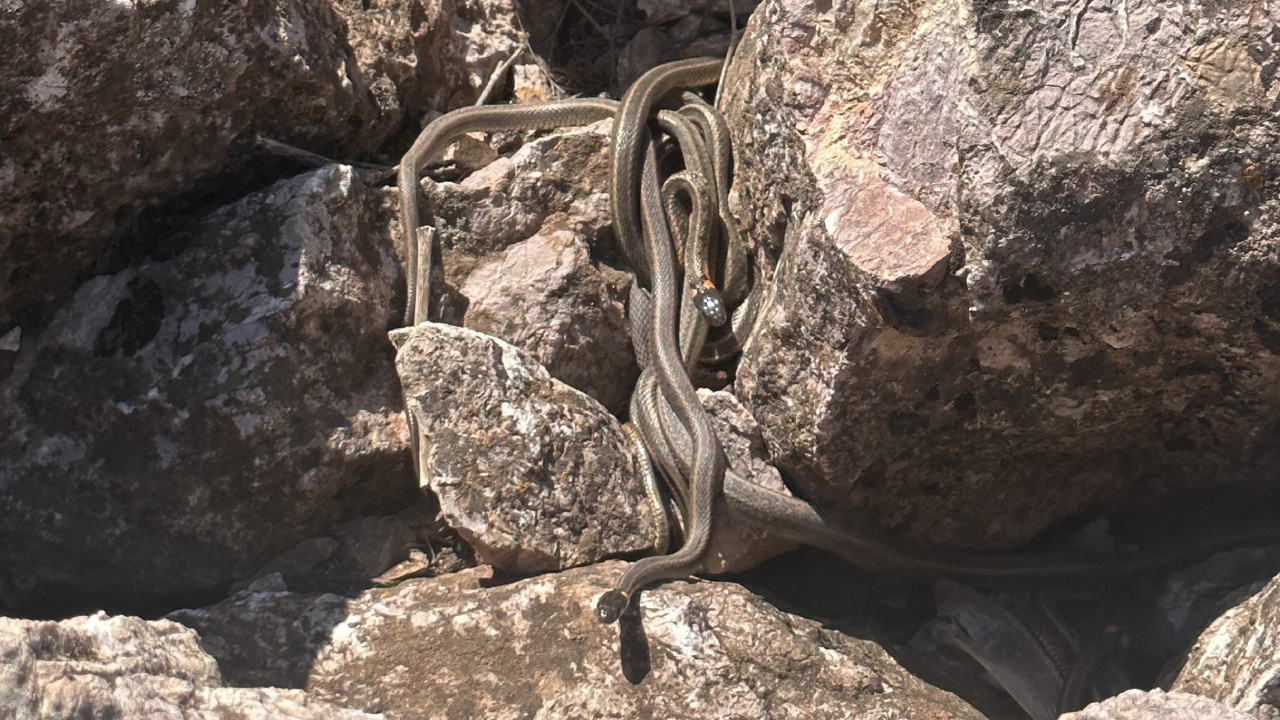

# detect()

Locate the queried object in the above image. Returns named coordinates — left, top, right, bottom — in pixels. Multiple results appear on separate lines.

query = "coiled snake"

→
left=395, top=57, right=1280, bottom=630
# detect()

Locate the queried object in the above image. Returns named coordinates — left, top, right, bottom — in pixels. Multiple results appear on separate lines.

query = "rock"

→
left=637, top=0, right=761, bottom=27
left=0, top=165, right=413, bottom=611
left=724, top=0, right=1280, bottom=550
left=618, top=27, right=670, bottom=90
left=179, top=562, right=985, bottom=720
left=700, top=389, right=799, bottom=574
left=334, top=0, right=526, bottom=124
left=1, top=0, right=528, bottom=333
left=422, top=122, right=616, bottom=259
left=0, top=0, right=540, bottom=337
left=333, top=515, right=420, bottom=581
left=1171, top=569, right=1280, bottom=717
left=169, top=590, right=352, bottom=689
left=391, top=322, right=656, bottom=573
left=0, top=612, right=381, bottom=720
left=1152, top=545, right=1280, bottom=660
left=229, top=506, right=437, bottom=596
left=1060, top=689, right=1257, bottom=720
left=460, top=229, right=636, bottom=413
left=420, top=121, right=639, bottom=411
left=392, top=322, right=800, bottom=578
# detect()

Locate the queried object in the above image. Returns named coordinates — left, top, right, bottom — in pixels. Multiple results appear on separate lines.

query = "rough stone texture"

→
left=637, top=0, right=761, bottom=26
left=1172, top=570, right=1280, bottom=718
left=725, top=0, right=1280, bottom=550
left=0, top=612, right=383, bottom=720
left=700, top=389, right=799, bottom=574
left=169, top=585, right=352, bottom=690
left=0, top=165, right=413, bottom=611
left=300, top=562, right=986, bottom=720
left=333, top=0, right=525, bottom=125
left=459, top=229, right=636, bottom=413
left=421, top=122, right=640, bottom=411
left=0, top=0, right=525, bottom=333
left=391, top=322, right=655, bottom=573
left=1060, top=689, right=1258, bottom=720
left=1152, top=545, right=1280, bottom=661
left=391, top=322, right=799, bottom=578
left=422, top=123, right=616, bottom=260
left=225, top=500, right=446, bottom=596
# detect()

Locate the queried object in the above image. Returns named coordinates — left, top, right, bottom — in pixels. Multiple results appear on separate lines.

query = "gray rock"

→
left=334, top=0, right=526, bottom=124
left=392, top=322, right=800, bottom=578
left=421, top=122, right=639, bottom=411
left=228, top=507, right=434, bottom=596
left=298, top=562, right=986, bottom=720
left=0, top=0, right=525, bottom=333
left=637, top=0, right=761, bottom=27
left=0, top=165, right=412, bottom=609
left=169, top=590, right=351, bottom=689
left=0, top=612, right=382, bottom=720
left=1060, top=689, right=1257, bottom=720
left=700, top=389, right=799, bottom=574
left=1153, top=546, right=1280, bottom=661
left=422, top=122, right=616, bottom=259
left=1172, top=570, right=1280, bottom=718
left=334, top=515, right=420, bottom=581
left=460, top=229, right=636, bottom=413
left=391, top=322, right=655, bottom=573
left=724, top=0, right=1280, bottom=550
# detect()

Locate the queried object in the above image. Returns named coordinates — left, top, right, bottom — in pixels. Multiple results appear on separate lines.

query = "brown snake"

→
left=394, top=59, right=1280, bottom=632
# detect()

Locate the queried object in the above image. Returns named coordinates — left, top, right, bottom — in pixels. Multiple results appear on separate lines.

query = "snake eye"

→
left=690, top=278, right=727, bottom=327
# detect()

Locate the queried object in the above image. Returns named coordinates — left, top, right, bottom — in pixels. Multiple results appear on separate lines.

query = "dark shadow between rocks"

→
left=3, top=577, right=236, bottom=623
left=726, top=479, right=1280, bottom=720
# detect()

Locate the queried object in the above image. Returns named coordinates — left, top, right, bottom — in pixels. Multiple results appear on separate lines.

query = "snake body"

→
left=394, top=58, right=1280, bottom=631
left=608, top=59, right=724, bottom=285
left=595, top=119, right=728, bottom=623
left=398, top=99, right=619, bottom=326
left=394, top=61, right=737, bottom=625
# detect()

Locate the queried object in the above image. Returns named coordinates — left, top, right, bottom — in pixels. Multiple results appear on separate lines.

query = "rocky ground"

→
left=3, top=0, right=1280, bottom=718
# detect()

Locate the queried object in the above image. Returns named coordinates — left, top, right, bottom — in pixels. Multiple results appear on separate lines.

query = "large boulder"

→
left=724, top=0, right=1280, bottom=549
left=0, top=0, right=525, bottom=332
left=0, top=166, right=412, bottom=611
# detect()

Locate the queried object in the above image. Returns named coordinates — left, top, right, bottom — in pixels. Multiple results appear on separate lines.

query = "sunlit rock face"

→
left=725, top=0, right=1280, bottom=549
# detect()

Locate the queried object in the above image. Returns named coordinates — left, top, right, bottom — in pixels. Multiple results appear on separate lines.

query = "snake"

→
left=394, top=58, right=1280, bottom=631
left=608, top=58, right=725, bottom=286
left=723, top=471, right=1280, bottom=583
left=397, top=98, right=620, bottom=326
left=394, top=61, right=739, bottom=622
left=595, top=88, right=730, bottom=623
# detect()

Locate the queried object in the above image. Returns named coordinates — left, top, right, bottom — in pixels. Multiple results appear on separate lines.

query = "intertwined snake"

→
left=396, top=57, right=753, bottom=625
left=395, top=56, right=1280, bottom=631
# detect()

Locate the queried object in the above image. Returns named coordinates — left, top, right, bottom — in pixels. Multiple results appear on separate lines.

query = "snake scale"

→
left=395, top=56, right=1280, bottom=629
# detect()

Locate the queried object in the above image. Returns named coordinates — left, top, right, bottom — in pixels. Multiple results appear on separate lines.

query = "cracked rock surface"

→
left=1172, top=568, right=1280, bottom=718
left=423, top=121, right=640, bottom=412
left=0, top=0, right=528, bottom=332
left=0, top=612, right=383, bottom=720
left=1059, top=689, right=1258, bottom=720
left=392, top=322, right=656, bottom=573
left=724, top=0, right=1280, bottom=550
left=172, top=561, right=987, bottom=720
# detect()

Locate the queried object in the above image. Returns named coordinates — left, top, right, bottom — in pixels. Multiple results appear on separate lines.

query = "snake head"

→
left=595, top=590, right=631, bottom=623
left=690, top=278, right=727, bottom=327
